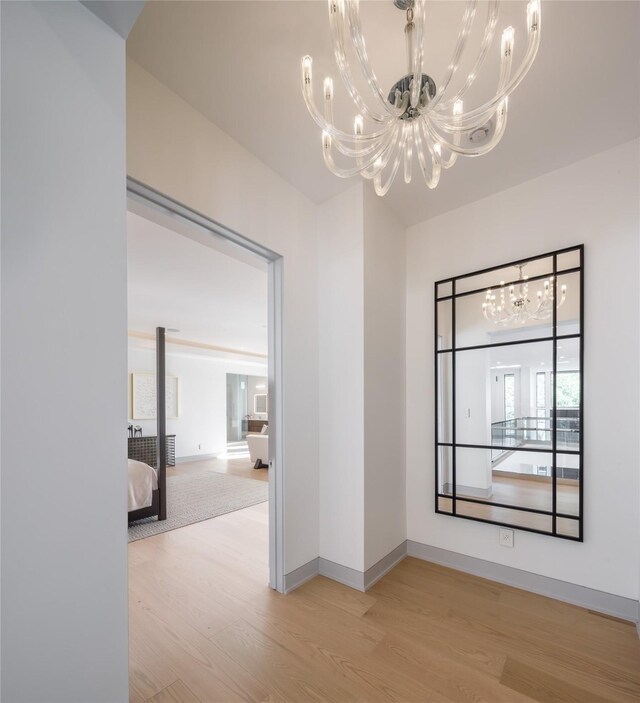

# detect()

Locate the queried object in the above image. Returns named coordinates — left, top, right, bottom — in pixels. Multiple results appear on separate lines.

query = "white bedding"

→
left=128, top=459, right=158, bottom=512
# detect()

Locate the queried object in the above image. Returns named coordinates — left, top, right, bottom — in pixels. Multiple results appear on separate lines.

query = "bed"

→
left=127, top=326, right=168, bottom=525
left=127, top=459, right=159, bottom=523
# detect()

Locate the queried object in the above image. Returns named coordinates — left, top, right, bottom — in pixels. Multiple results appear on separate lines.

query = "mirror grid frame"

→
left=434, top=245, right=584, bottom=541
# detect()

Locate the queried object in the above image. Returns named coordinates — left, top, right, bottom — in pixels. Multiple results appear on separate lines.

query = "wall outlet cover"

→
left=499, top=528, right=514, bottom=548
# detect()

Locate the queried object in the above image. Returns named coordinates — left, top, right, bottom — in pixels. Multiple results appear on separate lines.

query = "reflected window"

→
left=536, top=372, right=546, bottom=409
left=557, top=371, right=580, bottom=408
left=504, top=374, right=515, bottom=421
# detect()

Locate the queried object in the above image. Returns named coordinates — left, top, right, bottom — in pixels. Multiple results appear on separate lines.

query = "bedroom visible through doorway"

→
left=124, top=183, right=283, bottom=592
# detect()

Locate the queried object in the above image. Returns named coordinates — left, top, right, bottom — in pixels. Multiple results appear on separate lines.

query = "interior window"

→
left=504, top=373, right=515, bottom=421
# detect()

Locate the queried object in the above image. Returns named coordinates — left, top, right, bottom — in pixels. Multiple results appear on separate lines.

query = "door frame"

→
left=126, top=177, right=285, bottom=592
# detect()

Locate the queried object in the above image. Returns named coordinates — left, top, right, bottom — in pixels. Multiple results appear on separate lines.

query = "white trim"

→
left=175, top=453, right=220, bottom=463
left=126, top=178, right=285, bottom=593
left=363, top=542, right=408, bottom=590
left=283, top=558, right=319, bottom=593
left=407, top=540, right=639, bottom=623
left=268, top=256, right=285, bottom=591
left=318, top=558, right=366, bottom=591
left=285, top=543, right=409, bottom=593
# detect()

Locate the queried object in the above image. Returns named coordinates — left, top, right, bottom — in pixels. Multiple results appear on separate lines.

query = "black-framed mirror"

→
left=435, top=245, right=583, bottom=540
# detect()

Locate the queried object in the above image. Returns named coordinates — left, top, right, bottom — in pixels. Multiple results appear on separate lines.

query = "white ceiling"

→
left=127, top=211, right=268, bottom=355
left=127, top=1, right=640, bottom=226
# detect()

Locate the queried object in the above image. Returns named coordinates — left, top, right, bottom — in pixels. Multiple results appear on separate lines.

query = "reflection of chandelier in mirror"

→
left=482, top=265, right=567, bottom=325
left=301, top=0, right=541, bottom=196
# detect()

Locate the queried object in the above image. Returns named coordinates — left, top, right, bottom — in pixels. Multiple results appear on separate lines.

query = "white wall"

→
left=317, top=185, right=365, bottom=570
left=127, top=60, right=319, bottom=573
left=316, top=185, right=407, bottom=573
left=1, top=2, right=129, bottom=700
left=363, top=187, right=407, bottom=570
left=406, top=140, right=640, bottom=600
left=128, top=346, right=267, bottom=458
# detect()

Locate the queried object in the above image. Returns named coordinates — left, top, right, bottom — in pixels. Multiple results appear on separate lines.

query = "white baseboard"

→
left=283, top=542, right=407, bottom=594
left=363, top=542, right=408, bottom=590
left=283, top=540, right=639, bottom=630
left=318, top=558, right=365, bottom=590
left=283, top=558, right=319, bottom=593
left=407, top=540, right=639, bottom=624
left=175, top=453, right=220, bottom=463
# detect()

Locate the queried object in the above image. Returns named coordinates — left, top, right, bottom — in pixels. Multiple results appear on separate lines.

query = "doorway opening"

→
left=126, top=179, right=284, bottom=591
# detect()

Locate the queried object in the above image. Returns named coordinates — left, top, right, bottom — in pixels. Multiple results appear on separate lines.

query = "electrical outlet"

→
left=499, top=528, right=514, bottom=548
left=198, top=443, right=202, bottom=450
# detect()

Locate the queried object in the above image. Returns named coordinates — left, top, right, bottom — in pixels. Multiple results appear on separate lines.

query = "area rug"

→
left=128, top=471, right=268, bottom=542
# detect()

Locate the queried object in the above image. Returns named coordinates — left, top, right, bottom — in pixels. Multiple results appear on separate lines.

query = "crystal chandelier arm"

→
left=322, top=123, right=399, bottom=179
left=423, top=121, right=457, bottom=169
left=428, top=25, right=512, bottom=141
left=404, top=123, right=413, bottom=183
left=424, top=100, right=508, bottom=156
left=413, top=120, right=441, bottom=189
left=301, top=57, right=392, bottom=142
left=433, top=144, right=458, bottom=169
left=374, top=124, right=408, bottom=196
left=408, top=0, right=426, bottom=109
left=425, top=0, right=478, bottom=113
left=435, top=0, right=500, bottom=113
left=345, top=0, right=406, bottom=118
left=360, top=124, right=400, bottom=178
left=331, top=132, right=389, bottom=159
left=332, top=130, right=393, bottom=158
left=430, top=0, right=540, bottom=131
left=328, top=0, right=390, bottom=123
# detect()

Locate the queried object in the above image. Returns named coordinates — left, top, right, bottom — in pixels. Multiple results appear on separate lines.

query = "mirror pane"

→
left=556, top=271, right=581, bottom=334
left=455, top=256, right=553, bottom=295
left=437, top=281, right=452, bottom=298
left=555, top=337, right=581, bottom=451
left=437, top=353, right=453, bottom=443
left=557, top=249, right=581, bottom=272
left=437, top=496, right=453, bottom=514
left=556, top=516, right=580, bottom=539
left=456, top=341, right=553, bottom=447
left=437, top=300, right=453, bottom=350
left=557, top=453, right=580, bottom=517
left=458, top=447, right=553, bottom=512
left=437, top=445, right=453, bottom=496
left=456, top=501, right=553, bottom=533
left=456, top=287, right=553, bottom=349
left=455, top=446, right=492, bottom=499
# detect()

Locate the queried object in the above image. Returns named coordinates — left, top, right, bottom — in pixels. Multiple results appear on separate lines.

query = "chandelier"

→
left=482, top=265, right=567, bottom=326
left=301, top=0, right=541, bottom=196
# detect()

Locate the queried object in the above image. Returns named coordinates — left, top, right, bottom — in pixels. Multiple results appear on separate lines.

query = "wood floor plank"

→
left=247, top=588, right=386, bottom=658
left=241, top=604, right=436, bottom=702
left=363, top=596, right=507, bottom=679
left=129, top=457, right=640, bottom=703
left=212, top=617, right=360, bottom=703
left=500, top=657, right=615, bottom=703
left=129, top=616, right=180, bottom=703
left=130, top=597, right=267, bottom=703
left=368, top=632, right=534, bottom=703
left=146, top=679, right=202, bottom=703
left=130, top=559, right=242, bottom=638
left=300, top=575, right=378, bottom=618
left=445, top=607, right=640, bottom=702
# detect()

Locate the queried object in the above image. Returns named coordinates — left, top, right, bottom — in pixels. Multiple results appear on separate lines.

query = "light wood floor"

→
left=168, top=454, right=268, bottom=483
left=129, top=502, right=640, bottom=703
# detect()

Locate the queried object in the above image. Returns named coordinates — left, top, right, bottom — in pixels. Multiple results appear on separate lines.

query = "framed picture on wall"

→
left=131, top=373, right=179, bottom=420
left=254, top=393, right=268, bottom=414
